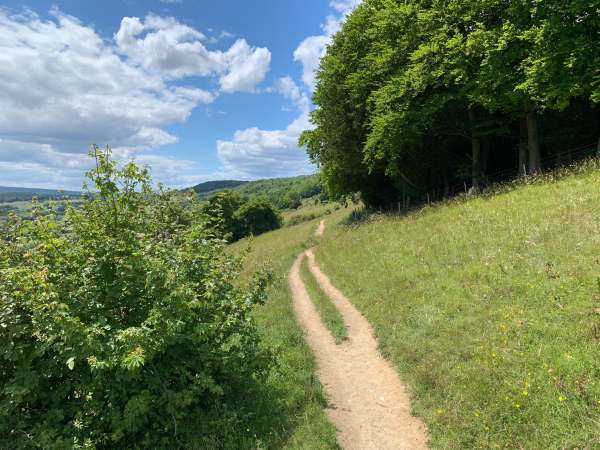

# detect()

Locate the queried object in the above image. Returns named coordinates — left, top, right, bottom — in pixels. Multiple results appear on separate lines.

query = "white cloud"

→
left=216, top=113, right=315, bottom=179
left=293, top=35, right=331, bottom=91
left=274, top=76, right=309, bottom=113
left=213, top=2, right=363, bottom=180
left=219, top=39, right=271, bottom=93
left=293, top=1, right=362, bottom=91
left=329, top=0, right=362, bottom=13
left=115, top=16, right=270, bottom=92
left=0, top=8, right=271, bottom=188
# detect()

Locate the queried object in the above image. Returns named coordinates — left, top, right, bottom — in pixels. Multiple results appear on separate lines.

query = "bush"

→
left=280, top=191, right=302, bottom=209
left=202, top=192, right=282, bottom=242
left=200, top=189, right=247, bottom=241
left=0, top=147, right=270, bottom=449
left=235, top=197, right=282, bottom=237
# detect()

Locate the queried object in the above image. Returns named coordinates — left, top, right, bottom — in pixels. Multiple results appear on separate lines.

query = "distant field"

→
left=0, top=199, right=81, bottom=220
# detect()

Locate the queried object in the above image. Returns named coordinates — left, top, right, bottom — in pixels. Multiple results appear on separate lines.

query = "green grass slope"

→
left=229, top=212, right=346, bottom=449
left=315, top=163, right=600, bottom=448
left=192, top=174, right=322, bottom=209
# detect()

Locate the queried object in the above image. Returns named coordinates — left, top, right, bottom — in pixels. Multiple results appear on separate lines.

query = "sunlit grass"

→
left=315, top=162, right=600, bottom=448
left=229, top=212, right=348, bottom=449
left=300, top=256, right=347, bottom=344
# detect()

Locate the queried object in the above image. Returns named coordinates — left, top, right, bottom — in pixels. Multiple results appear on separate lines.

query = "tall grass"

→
left=229, top=214, right=346, bottom=449
left=316, top=162, right=600, bottom=448
left=300, top=256, right=348, bottom=344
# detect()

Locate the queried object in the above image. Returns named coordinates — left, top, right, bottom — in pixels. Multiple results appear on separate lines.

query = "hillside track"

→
left=288, top=222, right=428, bottom=450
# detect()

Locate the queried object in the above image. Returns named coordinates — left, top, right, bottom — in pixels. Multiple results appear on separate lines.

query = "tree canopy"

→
left=301, top=0, right=600, bottom=208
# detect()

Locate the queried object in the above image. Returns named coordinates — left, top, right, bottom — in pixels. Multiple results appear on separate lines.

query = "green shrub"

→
left=280, top=191, right=302, bottom=209
left=235, top=197, right=282, bottom=237
left=200, top=189, right=247, bottom=241
left=0, top=147, right=270, bottom=449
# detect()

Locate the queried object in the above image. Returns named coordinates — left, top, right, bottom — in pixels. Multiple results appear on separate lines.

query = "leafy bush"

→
left=0, top=147, right=270, bottom=449
left=235, top=197, right=282, bottom=237
left=200, top=189, right=247, bottom=241
left=202, top=191, right=282, bottom=242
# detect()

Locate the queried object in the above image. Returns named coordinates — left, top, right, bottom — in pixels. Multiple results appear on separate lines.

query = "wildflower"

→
left=558, top=395, right=566, bottom=402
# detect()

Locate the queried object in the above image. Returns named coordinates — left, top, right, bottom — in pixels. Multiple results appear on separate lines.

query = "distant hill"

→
left=0, top=186, right=81, bottom=203
left=190, top=180, right=248, bottom=194
left=188, top=174, right=324, bottom=209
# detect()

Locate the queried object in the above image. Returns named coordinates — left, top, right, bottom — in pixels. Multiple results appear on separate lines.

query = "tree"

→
left=281, top=190, right=302, bottom=209
left=235, top=197, right=282, bottom=237
left=301, top=0, right=600, bottom=206
left=202, top=189, right=246, bottom=241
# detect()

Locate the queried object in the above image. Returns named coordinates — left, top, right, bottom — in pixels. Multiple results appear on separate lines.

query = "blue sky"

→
left=0, top=0, right=360, bottom=189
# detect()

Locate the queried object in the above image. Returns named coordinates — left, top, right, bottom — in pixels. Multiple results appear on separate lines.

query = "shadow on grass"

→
left=177, top=362, right=329, bottom=449
left=341, top=206, right=372, bottom=226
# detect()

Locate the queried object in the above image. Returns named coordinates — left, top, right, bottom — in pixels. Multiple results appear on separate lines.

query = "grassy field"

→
left=228, top=212, right=348, bottom=449
left=282, top=200, right=342, bottom=226
left=0, top=199, right=80, bottom=220
left=314, top=163, right=600, bottom=448
left=300, top=256, right=348, bottom=344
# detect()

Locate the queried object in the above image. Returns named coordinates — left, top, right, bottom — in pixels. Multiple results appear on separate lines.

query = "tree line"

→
left=300, top=0, right=600, bottom=207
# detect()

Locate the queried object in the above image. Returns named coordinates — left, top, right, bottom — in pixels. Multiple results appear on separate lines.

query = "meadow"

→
left=313, top=163, right=600, bottom=448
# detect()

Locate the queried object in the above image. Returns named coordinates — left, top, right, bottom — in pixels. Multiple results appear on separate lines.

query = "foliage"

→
left=194, top=174, right=325, bottom=210
left=0, top=147, right=270, bottom=449
left=235, top=197, right=282, bottom=237
left=316, top=160, right=600, bottom=448
left=190, top=179, right=247, bottom=194
left=201, top=189, right=248, bottom=241
left=281, top=190, right=302, bottom=209
left=202, top=190, right=282, bottom=242
left=301, top=0, right=600, bottom=207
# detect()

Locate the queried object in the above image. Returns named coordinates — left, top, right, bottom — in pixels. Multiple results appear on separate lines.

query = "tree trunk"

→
left=519, top=117, right=528, bottom=176
left=468, top=108, right=481, bottom=190
left=526, top=111, right=541, bottom=174
left=597, top=107, right=600, bottom=157
left=443, top=172, right=449, bottom=198
left=481, top=137, right=490, bottom=185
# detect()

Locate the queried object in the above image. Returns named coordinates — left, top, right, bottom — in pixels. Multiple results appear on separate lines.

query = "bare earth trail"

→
left=288, top=221, right=428, bottom=449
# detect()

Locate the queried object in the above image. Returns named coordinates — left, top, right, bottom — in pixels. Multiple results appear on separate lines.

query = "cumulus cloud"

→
left=274, top=76, right=309, bottom=113
left=0, top=8, right=271, bottom=188
left=216, top=113, right=314, bottom=179
left=219, top=39, right=271, bottom=93
left=293, top=0, right=362, bottom=91
left=115, top=15, right=270, bottom=91
left=214, top=2, right=364, bottom=180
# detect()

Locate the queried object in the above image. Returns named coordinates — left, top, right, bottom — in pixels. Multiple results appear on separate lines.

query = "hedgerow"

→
left=0, top=147, right=270, bottom=449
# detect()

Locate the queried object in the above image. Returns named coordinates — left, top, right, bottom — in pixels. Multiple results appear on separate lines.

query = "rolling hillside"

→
left=190, top=174, right=323, bottom=209
left=0, top=186, right=80, bottom=202
left=235, top=160, right=600, bottom=449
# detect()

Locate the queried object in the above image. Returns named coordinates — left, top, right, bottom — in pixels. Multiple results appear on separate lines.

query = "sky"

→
left=0, top=0, right=361, bottom=190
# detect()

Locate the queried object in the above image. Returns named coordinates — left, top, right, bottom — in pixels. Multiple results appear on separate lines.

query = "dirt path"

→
left=315, top=219, right=325, bottom=237
left=288, top=222, right=429, bottom=450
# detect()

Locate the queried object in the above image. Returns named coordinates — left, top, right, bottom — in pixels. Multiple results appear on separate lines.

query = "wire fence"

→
left=395, top=142, right=599, bottom=213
